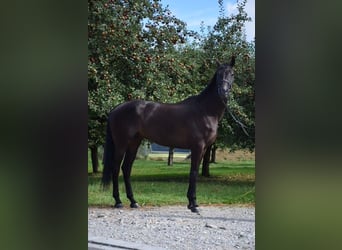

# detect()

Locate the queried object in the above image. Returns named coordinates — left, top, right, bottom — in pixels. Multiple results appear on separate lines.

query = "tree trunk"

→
left=90, top=146, right=99, bottom=173
left=201, top=145, right=212, bottom=177
left=167, top=147, right=174, bottom=166
left=210, top=145, right=217, bottom=163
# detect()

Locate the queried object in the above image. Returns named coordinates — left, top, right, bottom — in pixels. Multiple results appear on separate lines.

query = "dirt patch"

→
left=215, top=149, right=255, bottom=162
left=147, top=149, right=255, bottom=162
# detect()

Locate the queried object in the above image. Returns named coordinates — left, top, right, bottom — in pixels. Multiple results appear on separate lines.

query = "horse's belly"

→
left=142, top=128, right=189, bottom=149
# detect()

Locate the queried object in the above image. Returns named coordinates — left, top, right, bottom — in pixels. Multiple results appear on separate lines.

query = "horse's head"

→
left=216, top=56, right=235, bottom=102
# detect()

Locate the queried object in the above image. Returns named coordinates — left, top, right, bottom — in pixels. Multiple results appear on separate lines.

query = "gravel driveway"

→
left=88, top=205, right=255, bottom=250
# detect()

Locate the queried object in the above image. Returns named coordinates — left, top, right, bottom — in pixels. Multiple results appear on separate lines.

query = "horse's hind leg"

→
left=121, top=137, right=142, bottom=208
left=202, top=144, right=212, bottom=177
left=112, top=149, right=125, bottom=208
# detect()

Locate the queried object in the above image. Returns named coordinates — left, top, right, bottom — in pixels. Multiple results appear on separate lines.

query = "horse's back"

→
left=107, top=98, right=214, bottom=148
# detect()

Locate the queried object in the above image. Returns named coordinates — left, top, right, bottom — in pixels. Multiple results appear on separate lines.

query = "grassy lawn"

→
left=88, top=157, right=255, bottom=207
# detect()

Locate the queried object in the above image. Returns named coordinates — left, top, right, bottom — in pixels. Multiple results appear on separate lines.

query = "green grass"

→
left=88, top=159, right=255, bottom=207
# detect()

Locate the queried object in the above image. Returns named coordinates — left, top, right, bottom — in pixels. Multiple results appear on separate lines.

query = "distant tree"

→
left=167, top=147, right=174, bottom=166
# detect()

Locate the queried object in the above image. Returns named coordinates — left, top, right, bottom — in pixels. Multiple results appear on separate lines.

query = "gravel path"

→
left=88, top=205, right=255, bottom=250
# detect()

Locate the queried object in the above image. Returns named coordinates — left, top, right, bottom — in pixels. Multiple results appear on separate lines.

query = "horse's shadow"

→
left=143, top=211, right=255, bottom=223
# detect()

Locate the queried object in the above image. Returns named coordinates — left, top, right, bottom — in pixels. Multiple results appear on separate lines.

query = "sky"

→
left=160, top=0, right=255, bottom=42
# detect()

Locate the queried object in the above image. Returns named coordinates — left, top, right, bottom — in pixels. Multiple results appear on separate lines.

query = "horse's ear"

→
left=229, top=56, right=236, bottom=67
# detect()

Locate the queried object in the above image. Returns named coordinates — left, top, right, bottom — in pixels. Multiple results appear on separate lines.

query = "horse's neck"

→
left=196, top=79, right=226, bottom=119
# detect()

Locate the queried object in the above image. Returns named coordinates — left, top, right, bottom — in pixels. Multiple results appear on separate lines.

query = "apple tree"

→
left=88, top=0, right=196, bottom=172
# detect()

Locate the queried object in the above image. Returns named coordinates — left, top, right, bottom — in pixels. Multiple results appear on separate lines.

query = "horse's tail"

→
left=102, top=120, right=114, bottom=188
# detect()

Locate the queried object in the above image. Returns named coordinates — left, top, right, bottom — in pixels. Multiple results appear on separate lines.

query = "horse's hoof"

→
left=190, top=206, right=200, bottom=214
left=187, top=203, right=199, bottom=209
left=188, top=205, right=200, bottom=213
left=114, top=203, right=123, bottom=208
left=130, top=203, right=140, bottom=208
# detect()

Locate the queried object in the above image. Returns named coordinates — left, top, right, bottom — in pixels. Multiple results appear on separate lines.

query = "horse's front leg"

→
left=187, top=147, right=205, bottom=213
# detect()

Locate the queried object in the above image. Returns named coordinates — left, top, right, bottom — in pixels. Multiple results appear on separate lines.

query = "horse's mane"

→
left=178, top=74, right=217, bottom=105
left=199, top=76, right=216, bottom=96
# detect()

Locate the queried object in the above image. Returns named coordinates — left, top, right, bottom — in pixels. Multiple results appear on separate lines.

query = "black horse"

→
left=102, top=56, right=235, bottom=213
